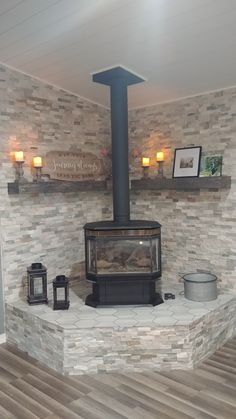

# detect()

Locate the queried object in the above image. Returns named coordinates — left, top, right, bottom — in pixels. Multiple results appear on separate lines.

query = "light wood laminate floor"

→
left=0, top=338, right=236, bottom=419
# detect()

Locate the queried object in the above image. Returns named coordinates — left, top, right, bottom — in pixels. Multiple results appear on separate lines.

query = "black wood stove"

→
left=84, top=67, right=163, bottom=307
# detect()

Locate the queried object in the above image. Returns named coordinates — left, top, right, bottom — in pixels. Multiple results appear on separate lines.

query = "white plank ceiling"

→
left=0, top=0, right=236, bottom=108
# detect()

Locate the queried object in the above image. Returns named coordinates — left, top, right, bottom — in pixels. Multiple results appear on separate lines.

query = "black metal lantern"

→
left=53, top=275, right=70, bottom=310
left=27, top=263, right=48, bottom=305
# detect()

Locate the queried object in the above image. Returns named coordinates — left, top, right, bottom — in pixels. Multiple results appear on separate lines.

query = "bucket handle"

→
left=178, top=271, right=218, bottom=282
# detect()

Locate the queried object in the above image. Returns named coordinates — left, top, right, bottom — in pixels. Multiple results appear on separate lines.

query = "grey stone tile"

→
left=95, top=308, right=117, bottom=315
left=74, top=311, right=98, bottom=320
left=153, top=317, right=178, bottom=326
left=114, top=318, right=138, bottom=327
left=136, top=318, right=156, bottom=326
left=114, top=309, right=137, bottom=318
left=56, top=314, right=79, bottom=324
left=74, top=319, right=97, bottom=328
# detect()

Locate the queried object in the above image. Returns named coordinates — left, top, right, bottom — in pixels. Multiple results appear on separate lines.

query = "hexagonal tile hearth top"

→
left=8, top=282, right=235, bottom=330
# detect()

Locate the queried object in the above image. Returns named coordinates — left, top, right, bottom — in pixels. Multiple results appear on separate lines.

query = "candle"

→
left=33, top=156, right=43, bottom=168
left=142, top=157, right=150, bottom=167
left=156, top=151, right=164, bottom=162
left=15, top=151, right=24, bottom=162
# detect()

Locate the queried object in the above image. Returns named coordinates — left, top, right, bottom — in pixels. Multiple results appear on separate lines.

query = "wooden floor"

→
left=0, top=339, right=236, bottom=419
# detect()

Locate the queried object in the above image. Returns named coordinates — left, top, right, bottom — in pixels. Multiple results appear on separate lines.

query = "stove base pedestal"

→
left=85, top=279, right=163, bottom=307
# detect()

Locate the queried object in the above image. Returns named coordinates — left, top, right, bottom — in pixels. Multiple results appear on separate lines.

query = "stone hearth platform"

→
left=6, top=282, right=236, bottom=375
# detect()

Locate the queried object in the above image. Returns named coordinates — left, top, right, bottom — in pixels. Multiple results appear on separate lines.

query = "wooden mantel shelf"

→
left=7, top=180, right=106, bottom=195
left=7, top=176, right=231, bottom=195
left=131, top=176, right=231, bottom=191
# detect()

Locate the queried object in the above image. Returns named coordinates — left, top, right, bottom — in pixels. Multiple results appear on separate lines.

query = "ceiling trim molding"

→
left=1, top=60, right=236, bottom=112
left=129, top=84, right=236, bottom=111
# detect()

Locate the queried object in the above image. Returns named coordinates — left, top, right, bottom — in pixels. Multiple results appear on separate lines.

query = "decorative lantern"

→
left=53, top=275, right=70, bottom=310
left=27, top=263, right=48, bottom=305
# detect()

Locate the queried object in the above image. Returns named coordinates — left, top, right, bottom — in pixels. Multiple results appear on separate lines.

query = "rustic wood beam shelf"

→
left=131, top=176, right=231, bottom=191
left=7, top=180, right=107, bottom=195
left=7, top=176, right=231, bottom=195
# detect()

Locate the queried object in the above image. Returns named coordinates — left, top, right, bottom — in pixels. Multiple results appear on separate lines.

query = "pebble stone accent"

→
left=6, top=283, right=236, bottom=375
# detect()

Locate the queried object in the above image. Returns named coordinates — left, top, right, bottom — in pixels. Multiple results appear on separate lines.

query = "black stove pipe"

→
left=110, top=79, right=130, bottom=223
left=93, top=67, right=144, bottom=224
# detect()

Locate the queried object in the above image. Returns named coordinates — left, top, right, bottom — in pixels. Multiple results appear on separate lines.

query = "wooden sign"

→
left=43, top=151, right=109, bottom=181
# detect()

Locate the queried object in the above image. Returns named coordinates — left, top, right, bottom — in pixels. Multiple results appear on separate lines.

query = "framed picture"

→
left=172, top=146, right=202, bottom=178
left=200, top=155, right=222, bottom=177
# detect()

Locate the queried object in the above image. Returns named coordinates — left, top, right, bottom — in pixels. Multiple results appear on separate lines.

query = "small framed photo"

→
left=200, top=155, right=222, bottom=177
left=172, top=146, right=202, bottom=178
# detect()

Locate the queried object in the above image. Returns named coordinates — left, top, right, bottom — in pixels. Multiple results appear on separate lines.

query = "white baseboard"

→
left=0, top=333, right=6, bottom=344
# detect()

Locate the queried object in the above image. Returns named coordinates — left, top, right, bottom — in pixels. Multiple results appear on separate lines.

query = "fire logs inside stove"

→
left=84, top=67, right=163, bottom=307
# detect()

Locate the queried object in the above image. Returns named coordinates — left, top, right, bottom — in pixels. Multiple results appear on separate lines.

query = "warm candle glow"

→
left=156, top=151, right=164, bottom=162
left=33, top=156, right=43, bottom=168
left=142, top=157, right=150, bottom=167
left=15, top=151, right=24, bottom=162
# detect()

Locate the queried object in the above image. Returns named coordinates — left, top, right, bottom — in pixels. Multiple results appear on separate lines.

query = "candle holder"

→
left=34, top=166, right=42, bottom=182
left=33, top=156, right=43, bottom=182
left=157, top=161, right=164, bottom=177
left=14, top=151, right=27, bottom=183
left=15, top=160, right=24, bottom=181
left=142, top=166, right=149, bottom=179
left=141, top=157, right=150, bottom=179
left=156, top=152, right=164, bottom=178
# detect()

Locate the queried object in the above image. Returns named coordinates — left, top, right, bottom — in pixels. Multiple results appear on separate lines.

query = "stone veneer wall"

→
left=0, top=64, right=112, bottom=302
left=129, top=88, right=236, bottom=292
left=6, top=296, right=236, bottom=374
left=1, top=60, right=236, bottom=301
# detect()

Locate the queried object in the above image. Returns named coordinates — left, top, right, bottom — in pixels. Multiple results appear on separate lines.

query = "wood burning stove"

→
left=84, top=67, right=163, bottom=307
left=85, top=221, right=162, bottom=306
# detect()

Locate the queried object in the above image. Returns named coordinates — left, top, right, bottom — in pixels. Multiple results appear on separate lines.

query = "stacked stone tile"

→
left=1, top=61, right=236, bottom=302
left=129, top=88, right=236, bottom=293
left=6, top=283, right=236, bottom=374
left=0, top=64, right=112, bottom=302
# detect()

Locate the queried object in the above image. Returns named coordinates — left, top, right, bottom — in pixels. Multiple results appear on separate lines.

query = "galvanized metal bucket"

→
left=183, top=272, right=217, bottom=302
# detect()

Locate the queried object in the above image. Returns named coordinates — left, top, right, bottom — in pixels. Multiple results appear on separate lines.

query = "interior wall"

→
left=0, top=232, right=4, bottom=334
left=0, top=64, right=112, bottom=302
left=129, top=88, right=236, bottom=292
left=1, top=61, right=236, bottom=302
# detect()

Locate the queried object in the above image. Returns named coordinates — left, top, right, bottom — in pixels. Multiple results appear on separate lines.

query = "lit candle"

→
left=142, top=157, right=150, bottom=167
left=33, top=156, right=43, bottom=168
left=15, top=151, right=24, bottom=162
left=156, top=151, right=164, bottom=162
